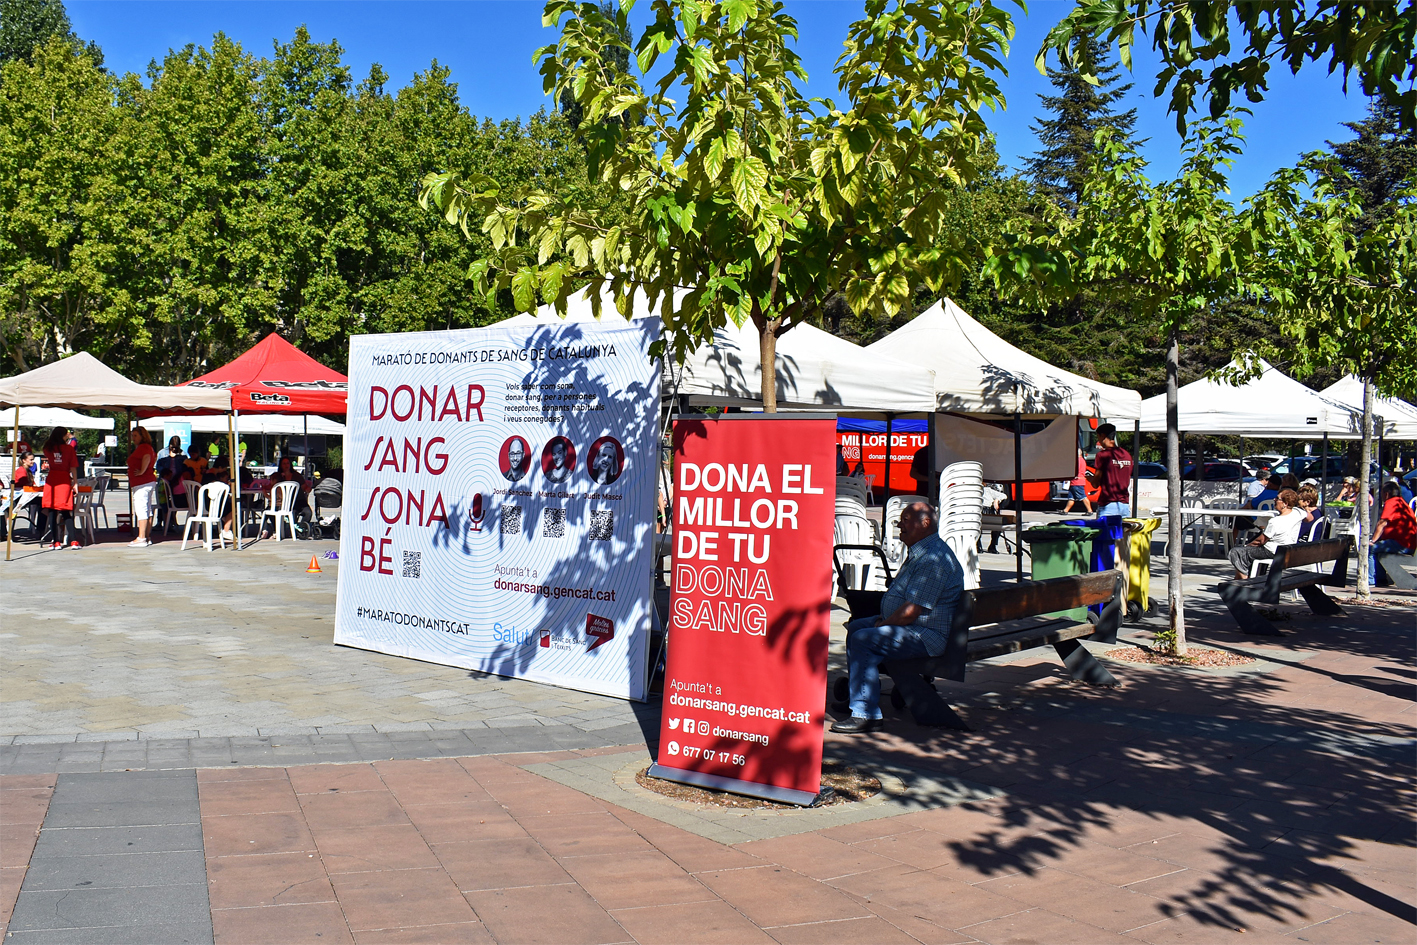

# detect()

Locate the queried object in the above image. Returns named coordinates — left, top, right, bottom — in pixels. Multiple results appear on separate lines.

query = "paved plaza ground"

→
left=1, top=531, right=1413, bottom=944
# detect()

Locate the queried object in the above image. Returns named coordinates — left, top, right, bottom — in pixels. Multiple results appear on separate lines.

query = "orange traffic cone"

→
left=306, top=554, right=322, bottom=574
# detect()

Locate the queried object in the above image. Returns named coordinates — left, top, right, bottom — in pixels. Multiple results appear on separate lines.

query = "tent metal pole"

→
left=926, top=413, right=938, bottom=507
left=229, top=411, right=239, bottom=551
left=1013, top=411, right=1023, bottom=583
left=883, top=413, right=894, bottom=507
left=1238, top=436, right=1246, bottom=504
left=1132, top=420, right=1140, bottom=513
left=1321, top=434, right=1329, bottom=509
left=5, top=409, right=18, bottom=561
left=127, top=409, right=134, bottom=538
left=303, top=415, right=310, bottom=475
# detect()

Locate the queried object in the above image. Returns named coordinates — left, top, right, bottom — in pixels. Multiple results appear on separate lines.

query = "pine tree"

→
left=0, top=0, right=101, bottom=70
left=1025, top=36, right=1136, bottom=213
left=1326, top=98, right=1416, bottom=235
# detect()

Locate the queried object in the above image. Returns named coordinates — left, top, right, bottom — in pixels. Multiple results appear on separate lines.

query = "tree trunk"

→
left=758, top=315, right=779, bottom=413
left=1357, top=375, right=1374, bottom=597
left=1165, top=329, right=1187, bottom=655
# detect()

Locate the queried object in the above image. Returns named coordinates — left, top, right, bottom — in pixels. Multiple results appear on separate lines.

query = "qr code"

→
left=588, top=510, right=613, bottom=540
left=402, top=551, right=421, bottom=579
left=542, top=508, right=567, bottom=538
left=500, top=505, right=522, bottom=535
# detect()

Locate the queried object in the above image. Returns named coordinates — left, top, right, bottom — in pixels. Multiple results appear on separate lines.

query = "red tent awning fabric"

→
left=175, top=334, right=347, bottom=416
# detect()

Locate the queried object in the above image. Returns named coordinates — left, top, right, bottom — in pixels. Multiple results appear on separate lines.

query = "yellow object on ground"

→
left=1123, top=517, right=1162, bottom=614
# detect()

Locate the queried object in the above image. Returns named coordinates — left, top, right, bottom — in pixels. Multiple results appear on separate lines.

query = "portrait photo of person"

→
left=587, top=436, right=624, bottom=485
left=541, top=436, right=576, bottom=484
left=500, top=436, right=532, bottom=482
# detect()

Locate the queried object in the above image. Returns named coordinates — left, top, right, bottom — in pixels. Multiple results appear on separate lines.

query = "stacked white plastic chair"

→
left=833, top=485, right=879, bottom=591
left=938, top=461, right=984, bottom=589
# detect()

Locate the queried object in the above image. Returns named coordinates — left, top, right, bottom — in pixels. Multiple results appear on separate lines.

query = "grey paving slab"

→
left=9, top=770, right=212, bottom=944
left=5, top=920, right=215, bottom=944
left=32, top=823, right=204, bottom=858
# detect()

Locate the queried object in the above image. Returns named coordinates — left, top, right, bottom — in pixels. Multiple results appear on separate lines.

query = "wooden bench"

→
left=833, top=570, right=1125, bottom=731
left=1213, top=538, right=1350, bottom=635
left=1375, top=546, right=1417, bottom=590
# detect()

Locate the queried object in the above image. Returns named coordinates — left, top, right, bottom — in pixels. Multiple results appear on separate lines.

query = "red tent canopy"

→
left=176, top=333, right=347, bottom=416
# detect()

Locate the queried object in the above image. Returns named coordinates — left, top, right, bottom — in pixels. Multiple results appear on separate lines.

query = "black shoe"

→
left=830, top=716, right=884, bottom=735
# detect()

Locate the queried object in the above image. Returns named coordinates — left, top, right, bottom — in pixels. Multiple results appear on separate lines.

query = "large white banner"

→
left=933, top=413, right=1077, bottom=482
left=334, top=319, right=661, bottom=701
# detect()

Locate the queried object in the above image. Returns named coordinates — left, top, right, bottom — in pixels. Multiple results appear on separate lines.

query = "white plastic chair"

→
left=162, top=480, right=199, bottom=536
left=833, top=511, right=880, bottom=591
left=88, top=473, right=110, bottom=529
left=1198, top=497, right=1238, bottom=557
left=260, top=481, right=300, bottom=541
left=939, top=462, right=984, bottom=590
left=182, top=481, right=229, bottom=551
left=71, top=479, right=96, bottom=545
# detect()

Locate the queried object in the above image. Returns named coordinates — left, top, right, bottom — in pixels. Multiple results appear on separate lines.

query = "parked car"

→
left=1180, top=461, right=1250, bottom=482
left=1270, top=456, right=1347, bottom=481
left=1135, top=462, right=1167, bottom=479
left=1244, top=454, right=1285, bottom=474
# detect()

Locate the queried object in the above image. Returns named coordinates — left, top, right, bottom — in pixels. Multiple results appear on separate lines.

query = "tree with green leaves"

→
left=1327, top=97, right=1417, bottom=235
left=1240, top=158, right=1416, bottom=594
left=1024, top=35, right=1138, bottom=214
left=421, top=0, right=1014, bottom=410
left=989, top=117, right=1250, bottom=654
left=1041, top=0, right=1417, bottom=133
left=0, top=0, right=100, bottom=70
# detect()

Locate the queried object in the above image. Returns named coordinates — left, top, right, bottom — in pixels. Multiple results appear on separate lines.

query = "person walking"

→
left=1088, top=424, right=1134, bottom=518
left=1062, top=448, right=1092, bottom=515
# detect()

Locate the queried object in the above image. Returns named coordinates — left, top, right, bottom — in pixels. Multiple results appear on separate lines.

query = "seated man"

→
left=1370, top=480, right=1417, bottom=587
left=1228, top=488, right=1305, bottom=579
left=832, top=501, right=964, bottom=734
left=1234, top=473, right=1282, bottom=543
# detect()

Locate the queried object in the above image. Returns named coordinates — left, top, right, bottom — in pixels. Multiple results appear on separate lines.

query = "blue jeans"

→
left=1099, top=502, right=1131, bottom=518
left=1370, top=540, right=1410, bottom=583
left=844, top=617, right=933, bottom=719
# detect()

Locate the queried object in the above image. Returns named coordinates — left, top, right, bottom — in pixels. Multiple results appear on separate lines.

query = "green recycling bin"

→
left=1020, top=525, right=1098, bottom=622
left=1123, top=517, right=1162, bottom=617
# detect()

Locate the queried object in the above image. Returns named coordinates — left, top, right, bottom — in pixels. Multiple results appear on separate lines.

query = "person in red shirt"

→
left=127, top=426, right=158, bottom=547
left=40, top=426, right=80, bottom=549
left=1062, top=447, right=1093, bottom=514
left=1370, top=481, right=1416, bottom=586
left=1087, top=423, right=1134, bottom=518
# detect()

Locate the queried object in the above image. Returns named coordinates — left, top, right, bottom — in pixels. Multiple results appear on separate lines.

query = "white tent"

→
left=134, top=414, right=345, bottom=435
left=866, top=298, right=1142, bottom=419
left=1, top=406, right=113, bottom=431
left=1319, top=376, right=1417, bottom=439
left=506, top=289, right=938, bottom=413
left=1137, top=359, right=1363, bottom=438
left=0, top=353, right=230, bottom=413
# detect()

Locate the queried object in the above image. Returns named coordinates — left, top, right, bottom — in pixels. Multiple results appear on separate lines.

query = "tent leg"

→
left=1014, top=412, right=1023, bottom=583
left=883, top=413, right=893, bottom=507
left=1321, top=434, right=1329, bottom=509
left=926, top=413, right=938, bottom=507
left=6, top=410, right=18, bottom=561
left=1239, top=436, right=1246, bottom=504
left=1132, top=420, right=1140, bottom=513
left=229, top=411, right=240, bottom=551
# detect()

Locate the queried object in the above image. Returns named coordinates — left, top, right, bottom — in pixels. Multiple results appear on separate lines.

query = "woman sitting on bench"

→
left=1228, top=489, right=1305, bottom=580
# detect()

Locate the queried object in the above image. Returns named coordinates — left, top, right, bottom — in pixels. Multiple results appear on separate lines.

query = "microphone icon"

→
left=469, top=493, right=486, bottom=531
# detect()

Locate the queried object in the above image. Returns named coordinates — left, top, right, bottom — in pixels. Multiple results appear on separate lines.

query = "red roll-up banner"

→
left=650, top=415, right=836, bottom=806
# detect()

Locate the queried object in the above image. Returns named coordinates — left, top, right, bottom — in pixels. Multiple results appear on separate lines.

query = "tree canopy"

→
left=0, top=28, right=605, bottom=381
left=421, top=0, right=1015, bottom=408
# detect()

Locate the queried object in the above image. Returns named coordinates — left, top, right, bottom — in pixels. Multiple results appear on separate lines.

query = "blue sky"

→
left=70, top=1, right=1367, bottom=198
